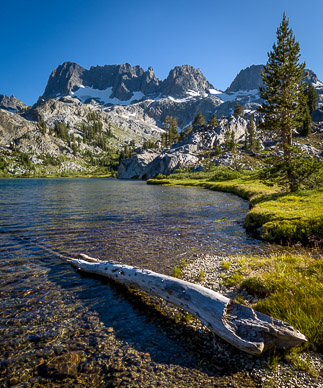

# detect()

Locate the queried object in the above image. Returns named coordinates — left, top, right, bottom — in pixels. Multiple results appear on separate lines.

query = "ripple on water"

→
left=0, top=178, right=271, bottom=385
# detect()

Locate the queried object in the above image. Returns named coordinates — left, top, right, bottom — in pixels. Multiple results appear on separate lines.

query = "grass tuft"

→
left=237, top=252, right=323, bottom=351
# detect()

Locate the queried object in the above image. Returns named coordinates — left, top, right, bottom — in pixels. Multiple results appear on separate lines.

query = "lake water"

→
left=0, top=178, right=269, bottom=385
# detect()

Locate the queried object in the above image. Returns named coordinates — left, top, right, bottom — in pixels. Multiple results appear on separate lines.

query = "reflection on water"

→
left=0, top=178, right=269, bottom=385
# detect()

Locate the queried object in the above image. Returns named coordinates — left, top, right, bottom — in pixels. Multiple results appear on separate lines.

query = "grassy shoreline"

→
left=147, top=177, right=323, bottom=246
left=148, top=175, right=323, bottom=354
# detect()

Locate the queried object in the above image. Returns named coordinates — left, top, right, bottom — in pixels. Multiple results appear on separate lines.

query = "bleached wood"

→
left=71, top=254, right=307, bottom=355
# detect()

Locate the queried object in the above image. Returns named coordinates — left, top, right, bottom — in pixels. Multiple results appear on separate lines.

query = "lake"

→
left=0, top=178, right=269, bottom=385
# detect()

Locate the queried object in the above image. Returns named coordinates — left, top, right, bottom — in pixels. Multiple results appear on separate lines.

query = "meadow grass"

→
left=234, top=252, right=323, bottom=351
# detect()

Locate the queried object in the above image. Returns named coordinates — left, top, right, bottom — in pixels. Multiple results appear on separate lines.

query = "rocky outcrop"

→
left=117, top=116, right=249, bottom=179
left=144, top=148, right=199, bottom=179
left=25, top=97, right=162, bottom=147
left=0, top=94, right=27, bottom=112
left=117, top=150, right=160, bottom=179
left=141, top=94, right=222, bottom=129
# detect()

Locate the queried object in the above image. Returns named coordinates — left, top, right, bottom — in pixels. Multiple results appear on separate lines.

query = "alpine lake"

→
left=0, top=178, right=274, bottom=386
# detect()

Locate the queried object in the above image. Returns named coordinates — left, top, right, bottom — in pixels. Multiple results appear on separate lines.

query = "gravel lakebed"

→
left=2, top=254, right=322, bottom=387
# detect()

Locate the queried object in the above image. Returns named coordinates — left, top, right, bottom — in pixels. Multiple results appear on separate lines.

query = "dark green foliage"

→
left=233, top=103, right=243, bottom=116
left=224, top=125, right=236, bottom=151
left=214, top=142, right=222, bottom=155
left=179, top=125, right=193, bottom=141
left=245, top=117, right=260, bottom=152
left=162, top=115, right=179, bottom=147
left=37, top=116, right=47, bottom=134
left=303, top=82, right=318, bottom=113
left=169, top=117, right=179, bottom=144
left=54, top=121, right=68, bottom=141
left=193, top=112, right=206, bottom=126
left=258, top=13, right=307, bottom=192
left=208, top=113, right=218, bottom=127
left=210, top=166, right=241, bottom=181
left=42, top=154, right=62, bottom=166
left=118, top=144, right=133, bottom=162
left=0, top=157, right=8, bottom=171
left=18, top=153, right=33, bottom=169
left=259, top=146, right=323, bottom=191
left=298, top=105, right=312, bottom=136
left=87, top=111, right=101, bottom=122
left=142, top=140, right=156, bottom=150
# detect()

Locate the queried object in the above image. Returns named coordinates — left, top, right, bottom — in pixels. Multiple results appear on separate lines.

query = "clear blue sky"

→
left=1, top=0, right=322, bottom=105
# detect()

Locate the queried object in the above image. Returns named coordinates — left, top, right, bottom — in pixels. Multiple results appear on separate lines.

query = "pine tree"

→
left=169, top=117, right=179, bottom=145
left=193, top=113, right=206, bottom=126
left=179, top=125, right=193, bottom=141
left=234, top=104, right=243, bottom=116
left=208, top=113, right=218, bottom=127
left=224, top=124, right=231, bottom=151
left=299, top=105, right=312, bottom=136
left=37, top=116, right=47, bottom=134
left=258, top=13, right=306, bottom=192
left=161, top=132, right=167, bottom=148
left=303, top=82, right=318, bottom=113
left=245, top=117, right=258, bottom=151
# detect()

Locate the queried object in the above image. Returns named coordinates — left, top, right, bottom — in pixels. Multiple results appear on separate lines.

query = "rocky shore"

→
left=2, top=253, right=322, bottom=387
left=178, top=254, right=323, bottom=388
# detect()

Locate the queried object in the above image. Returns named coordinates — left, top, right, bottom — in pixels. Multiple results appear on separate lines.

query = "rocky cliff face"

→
left=160, top=65, right=213, bottom=97
left=42, top=62, right=214, bottom=102
left=0, top=95, right=27, bottom=112
left=226, top=65, right=264, bottom=92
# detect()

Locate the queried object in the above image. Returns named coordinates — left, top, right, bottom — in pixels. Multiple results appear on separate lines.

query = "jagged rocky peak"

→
left=0, top=94, right=27, bottom=112
left=42, top=62, right=161, bottom=102
left=161, top=65, right=214, bottom=98
left=42, top=62, right=86, bottom=100
left=226, top=65, right=264, bottom=93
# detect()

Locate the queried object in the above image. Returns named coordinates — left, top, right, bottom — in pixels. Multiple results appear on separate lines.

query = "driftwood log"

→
left=72, top=254, right=306, bottom=356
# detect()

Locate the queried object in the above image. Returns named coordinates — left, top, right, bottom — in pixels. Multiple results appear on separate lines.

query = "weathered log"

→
left=71, top=254, right=306, bottom=355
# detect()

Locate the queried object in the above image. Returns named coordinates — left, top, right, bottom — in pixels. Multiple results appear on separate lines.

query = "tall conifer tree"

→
left=258, top=13, right=306, bottom=191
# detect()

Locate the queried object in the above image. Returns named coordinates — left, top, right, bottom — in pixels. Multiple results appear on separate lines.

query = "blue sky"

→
left=1, top=0, right=322, bottom=105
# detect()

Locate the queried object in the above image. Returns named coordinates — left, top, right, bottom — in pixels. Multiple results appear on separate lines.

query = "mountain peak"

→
left=226, top=65, right=264, bottom=93
left=161, top=65, right=214, bottom=97
left=42, top=62, right=86, bottom=99
left=0, top=94, right=27, bottom=112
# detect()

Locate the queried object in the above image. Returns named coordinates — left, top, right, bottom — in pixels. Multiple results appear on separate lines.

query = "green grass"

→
left=147, top=173, right=323, bottom=245
left=245, top=190, right=323, bottom=245
left=221, top=260, right=231, bottom=270
left=197, top=270, right=205, bottom=282
left=172, top=265, right=182, bottom=278
left=236, top=252, right=323, bottom=351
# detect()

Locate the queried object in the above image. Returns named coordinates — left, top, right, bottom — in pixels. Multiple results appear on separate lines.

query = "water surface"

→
left=0, top=178, right=268, bottom=385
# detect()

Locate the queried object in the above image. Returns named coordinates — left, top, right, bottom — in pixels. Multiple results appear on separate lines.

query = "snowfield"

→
left=72, top=86, right=145, bottom=105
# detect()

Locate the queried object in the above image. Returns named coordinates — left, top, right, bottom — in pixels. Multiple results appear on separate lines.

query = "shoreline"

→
left=174, top=253, right=323, bottom=387
left=147, top=177, right=323, bottom=246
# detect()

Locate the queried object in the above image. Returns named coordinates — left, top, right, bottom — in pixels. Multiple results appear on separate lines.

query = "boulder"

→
left=144, top=147, right=199, bottom=179
left=117, top=150, right=160, bottom=179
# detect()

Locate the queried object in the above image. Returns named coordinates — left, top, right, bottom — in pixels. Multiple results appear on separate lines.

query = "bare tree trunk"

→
left=71, top=254, right=307, bottom=356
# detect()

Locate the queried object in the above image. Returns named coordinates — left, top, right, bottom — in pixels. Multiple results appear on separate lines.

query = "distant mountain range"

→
left=0, top=61, right=322, bottom=177
left=1, top=61, right=323, bottom=128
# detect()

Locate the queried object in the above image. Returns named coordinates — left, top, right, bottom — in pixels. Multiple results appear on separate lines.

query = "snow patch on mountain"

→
left=72, top=86, right=145, bottom=105
left=209, top=88, right=260, bottom=103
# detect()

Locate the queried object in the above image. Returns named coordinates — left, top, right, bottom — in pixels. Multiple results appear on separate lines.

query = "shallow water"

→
left=0, top=178, right=270, bottom=385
